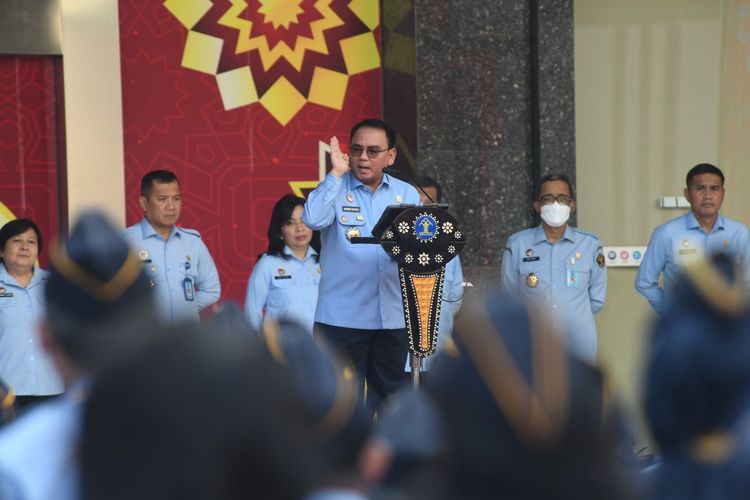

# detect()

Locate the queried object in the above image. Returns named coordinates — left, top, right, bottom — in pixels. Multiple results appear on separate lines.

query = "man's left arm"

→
left=738, top=225, right=750, bottom=292
left=195, top=239, right=221, bottom=310
left=589, top=244, right=607, bottom=314
left=442, top=257, right=464, bottom=318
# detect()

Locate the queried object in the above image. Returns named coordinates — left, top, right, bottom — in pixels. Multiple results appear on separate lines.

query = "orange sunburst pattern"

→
left=164, top=0, right=380, bottom=125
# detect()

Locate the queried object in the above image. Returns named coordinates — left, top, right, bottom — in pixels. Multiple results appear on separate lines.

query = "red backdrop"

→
left=118, top=0, right=383, bottom=304
left=0, top=56, right=66, bottom=266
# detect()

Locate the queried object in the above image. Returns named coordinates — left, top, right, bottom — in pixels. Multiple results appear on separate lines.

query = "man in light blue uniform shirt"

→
left=303, top=118, right=420, bottom=413
left=636, top=163, right=750, bottom=316
left=123, top=170, right=221, bottom=323
left=501, top=173, right=607, bottom=362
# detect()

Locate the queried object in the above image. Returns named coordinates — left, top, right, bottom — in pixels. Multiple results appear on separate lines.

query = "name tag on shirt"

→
left=678, top=249, right=697, bottom=255
left=566, top=269, right=580, bottom=288
left=522, top=256, right=540, bottom=262
left=0, top=293, right=13, bottom=298
left=341, top=206, right=360, bottom=213
left=274, top=275, right=292, bottom=280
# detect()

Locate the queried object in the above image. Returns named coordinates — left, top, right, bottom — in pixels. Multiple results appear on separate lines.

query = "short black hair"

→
left=686, top=163, right=724, bottom=188
left=536, top=173, right=575, bottom=200
left=413, top=175, right=442, bottom=202
left=141, top=170, right=179, bottom=198
left=265, top=194, right=320, bottom=262
left=0, top=219, right=43, bottom=262
left=350, top=118, right=396, bottom=149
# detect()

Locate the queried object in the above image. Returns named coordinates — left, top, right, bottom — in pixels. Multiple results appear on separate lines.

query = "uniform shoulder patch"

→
left=596, top=252, right=605, bottom=268
left=178, top=227, right=202, bottom=239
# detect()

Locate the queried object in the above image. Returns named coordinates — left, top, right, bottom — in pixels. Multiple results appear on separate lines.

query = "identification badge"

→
left=522, top=256, right=540, bottom=262
left=566, top=268, right=580, bottom=288
left=183, top=277, right=195, bottom=301
left=274, top=275, right=292, bottom=280
left=526, top=273, right=539, bottom=288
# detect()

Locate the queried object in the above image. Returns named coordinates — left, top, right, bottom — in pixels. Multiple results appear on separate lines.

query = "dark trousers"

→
left=314, top=322, right=408, bottom=415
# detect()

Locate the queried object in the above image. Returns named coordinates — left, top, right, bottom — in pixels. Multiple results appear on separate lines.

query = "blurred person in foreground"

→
left=0, top=219, right=63, bottom=408
left=257, top=319, right=372, bottom=499
left=80, top=321, right=316, bottom=500
left=0, top=212, right=157, bottom=500
left=370, top=291, right=636, bottom=500
left=645, top=252, right=750, bottom=500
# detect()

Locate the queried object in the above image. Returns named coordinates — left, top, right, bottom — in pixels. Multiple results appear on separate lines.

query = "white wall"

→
left=60, top=0, right=125, bottom=227
left=575, top=0, right=728, bottom=451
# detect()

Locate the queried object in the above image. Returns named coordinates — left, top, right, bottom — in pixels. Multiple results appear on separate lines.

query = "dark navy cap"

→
left=44, top=212, right=155, bottom=369
left=646, top=253, right=750, bottom=454
left=45, top=211, right=151, bottom=324
left=258, top=320, right=369, bottom=470
left=423, top=292, right=628, bottom=499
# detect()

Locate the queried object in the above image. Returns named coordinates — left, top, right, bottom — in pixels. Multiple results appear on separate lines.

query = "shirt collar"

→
left=347, top=171, right=391, bottom=191
left=282, top=245, right=318, bottom=261
left=0, top=263, right=45, bottom=288
left=140, top=217, right=180, bottom=239
left=685, top=211, right=725, bottom=232
left=533, top=224, right=576, bottom=244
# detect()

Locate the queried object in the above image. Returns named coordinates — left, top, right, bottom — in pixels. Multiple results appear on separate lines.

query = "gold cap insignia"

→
left=277, top=267, right=286, bottom=275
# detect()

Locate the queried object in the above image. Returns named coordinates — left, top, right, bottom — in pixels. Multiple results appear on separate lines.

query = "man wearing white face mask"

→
left=500, top=173, right=607, bottom=362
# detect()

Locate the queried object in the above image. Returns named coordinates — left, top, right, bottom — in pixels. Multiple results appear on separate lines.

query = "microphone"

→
left=385, top=167, right=442, bottom=206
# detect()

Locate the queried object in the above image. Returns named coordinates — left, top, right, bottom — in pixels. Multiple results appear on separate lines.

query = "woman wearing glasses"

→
left=244, top=195, right=321, bottom=334
left=0, top=219, right=64, bottom=408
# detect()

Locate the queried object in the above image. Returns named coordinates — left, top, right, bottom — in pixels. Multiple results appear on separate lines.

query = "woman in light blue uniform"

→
left=245, top=195, right=321, bottom=333
left=0, top=219, right=63, bottom=408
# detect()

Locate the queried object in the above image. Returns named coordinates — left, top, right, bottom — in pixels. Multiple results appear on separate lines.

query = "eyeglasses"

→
left=348, top=145, right=391, bottom=159
left=538, top=194, right=573, bottom=206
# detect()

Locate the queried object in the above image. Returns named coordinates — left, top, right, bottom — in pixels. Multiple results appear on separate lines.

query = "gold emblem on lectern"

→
left=526, top=273, right=539, bottom=288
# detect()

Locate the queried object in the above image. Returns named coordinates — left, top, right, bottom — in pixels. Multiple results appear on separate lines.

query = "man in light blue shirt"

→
left=303, top=119, right=420, bottom=413
left=635, top=163, right=750, bottom=316
left=123, top=170, right=221, bottom=324
left=501, top=173, right=607, bottom=362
